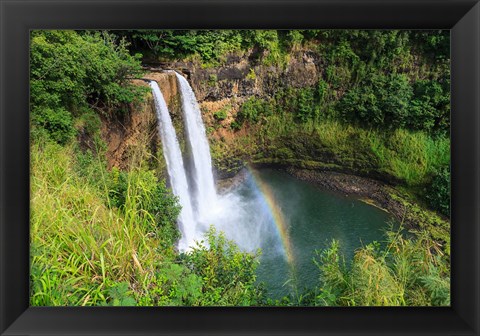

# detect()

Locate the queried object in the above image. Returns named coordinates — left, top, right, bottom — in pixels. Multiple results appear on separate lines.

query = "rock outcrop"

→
left=101, top=72, right=182, bottom=170
left=160, top=50, right=322, bottom=103
left=101, top=49, right=323, bottom=171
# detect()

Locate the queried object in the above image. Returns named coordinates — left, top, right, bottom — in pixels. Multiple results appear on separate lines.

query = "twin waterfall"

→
left=150, top=73, right=217, bottom=251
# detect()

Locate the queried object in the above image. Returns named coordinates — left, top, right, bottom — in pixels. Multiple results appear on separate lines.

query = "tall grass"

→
left=30, top=139, right=168, bottom=305
left=373, top=129, right=450, bottom=185
left=313, top=228, right=450, bottom=306
left=30, top=135, right=265, bottom=306
left=305, top=121, right=450, bottom=185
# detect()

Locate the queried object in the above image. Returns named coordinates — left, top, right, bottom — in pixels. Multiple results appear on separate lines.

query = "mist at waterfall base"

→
left=151, top=77, right=395, bottom=299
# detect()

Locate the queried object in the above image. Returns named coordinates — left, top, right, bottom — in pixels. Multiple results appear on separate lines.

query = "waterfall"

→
left=175, top=73, right=217, bottom=221
left=150, top=81, right=196, bottom=252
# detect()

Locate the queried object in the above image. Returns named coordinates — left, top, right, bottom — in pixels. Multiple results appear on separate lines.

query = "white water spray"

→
left=150, top=81, right=196, bottom=251
left=175, top=73, right=217, bottom=221
left=151, top=75, right=268, bottom=254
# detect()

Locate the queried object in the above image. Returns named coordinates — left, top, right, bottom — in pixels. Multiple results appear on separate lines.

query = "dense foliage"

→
left=227, top=30, right=450, bottom=137
left=30, top=30, right=145, bottom=144
left=116, top=30, right=243, bottom=65
left=115, top=30, right=306, bottom=66
left=425, top=166, right=451, bottom=217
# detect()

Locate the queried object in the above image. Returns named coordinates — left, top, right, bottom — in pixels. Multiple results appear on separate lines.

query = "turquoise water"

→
left=238, top=169, right=396, bottom=299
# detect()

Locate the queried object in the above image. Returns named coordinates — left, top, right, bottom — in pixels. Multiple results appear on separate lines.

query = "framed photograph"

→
left=1, top=0, right=479, bottom=335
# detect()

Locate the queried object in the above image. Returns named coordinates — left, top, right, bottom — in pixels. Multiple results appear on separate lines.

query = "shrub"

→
left=213, top=109, right=228, bottom=121
left=122, top=30, right=243, bottom=65
left=295, top=88, right=315, bottom=123
left=409, top=80, right=450, bottom=134
left=230, top=120, right=242, bottom=131
left=413, top=31, right=450, bottom=61
left=106, top=282, right=137, bottom=306
left=31, top=30, right=144, bottom=110
left=286, top=30, right=304, bottom=48
left=237, top=97, right=274, bottom=125
left=425, top=165, right=450, bottom=217
left=77, top=108, right=102, bottom=138
left=30, top=30, right=145, bottom=144
left=338, top=72, right=413, bottom=129
left=338, top=74, right=413, bottom=129
left=31, top=107, right=76, bottom=145
left=183, top=227, right=265, bottom=306
left=136, top=262, right=203, bottom=306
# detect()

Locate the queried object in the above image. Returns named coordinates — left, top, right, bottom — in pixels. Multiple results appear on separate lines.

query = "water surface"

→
left=207, top=168, right=396, bottom=299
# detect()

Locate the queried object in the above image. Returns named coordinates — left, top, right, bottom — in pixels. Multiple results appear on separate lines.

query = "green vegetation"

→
left=30, top=29, right=450, bottom=307
left=216, top=111, right=449, bottom=190
left=213, top=107, right=229, bottom=121
left=30, top=133, right=265, bottom=306
left=116, top=30, right=244, bottom=66
left=425, top=166, right=451, bottom=217
left=310, top=228, right=450, bottom=306
left=236, top=96, right=274, bottom=125
left=30, top=30, right=146, bottom=144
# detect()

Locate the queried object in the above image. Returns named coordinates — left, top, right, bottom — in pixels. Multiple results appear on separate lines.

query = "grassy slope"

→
left=211, top=114, right=449, bottom=195
left=31, top=139, right=164, bottom=305
left=30, top=135, right=264, bottom=306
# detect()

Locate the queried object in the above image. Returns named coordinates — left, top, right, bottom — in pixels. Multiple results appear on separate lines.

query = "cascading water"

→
left=173, top=72, right=274, bottom=254
left=150, top=81, right=196, bottom=252
left=175, top=73, right=217, bottom=221
left=151, top=74, right=284, bottom=259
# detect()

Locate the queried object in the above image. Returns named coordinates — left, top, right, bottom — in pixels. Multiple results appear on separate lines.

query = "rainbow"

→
left=246, top=166, right=295, bottom=266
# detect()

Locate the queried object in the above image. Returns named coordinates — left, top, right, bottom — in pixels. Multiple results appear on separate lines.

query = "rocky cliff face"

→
left=159, top=49, right=321, bottom=102
left=103, top=49, right=323, bottom=171
left=159, top=49, right=324, bottom=158
left=101, top=72, right=182, bottom=170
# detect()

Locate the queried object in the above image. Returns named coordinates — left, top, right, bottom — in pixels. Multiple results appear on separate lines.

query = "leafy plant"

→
left=338, top=72, right=413, bottom=130
left=30, top=30, right=145, bottom=144
left=236, top=97, right=274, bottom=126
left=213, top=109, right=228, bottom=121
left=31, top=107, right=76, bottom=145
left=183, top=227, right=265, bottom=306
left=312, top=228, right=450, bottom=306
left=425, top=165, right=450, bottom=217
left=106, top=282, right=137, bottom=306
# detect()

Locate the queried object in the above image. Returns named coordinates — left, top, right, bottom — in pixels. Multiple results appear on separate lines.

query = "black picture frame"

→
left=1, top=0, right=479, bottom=335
